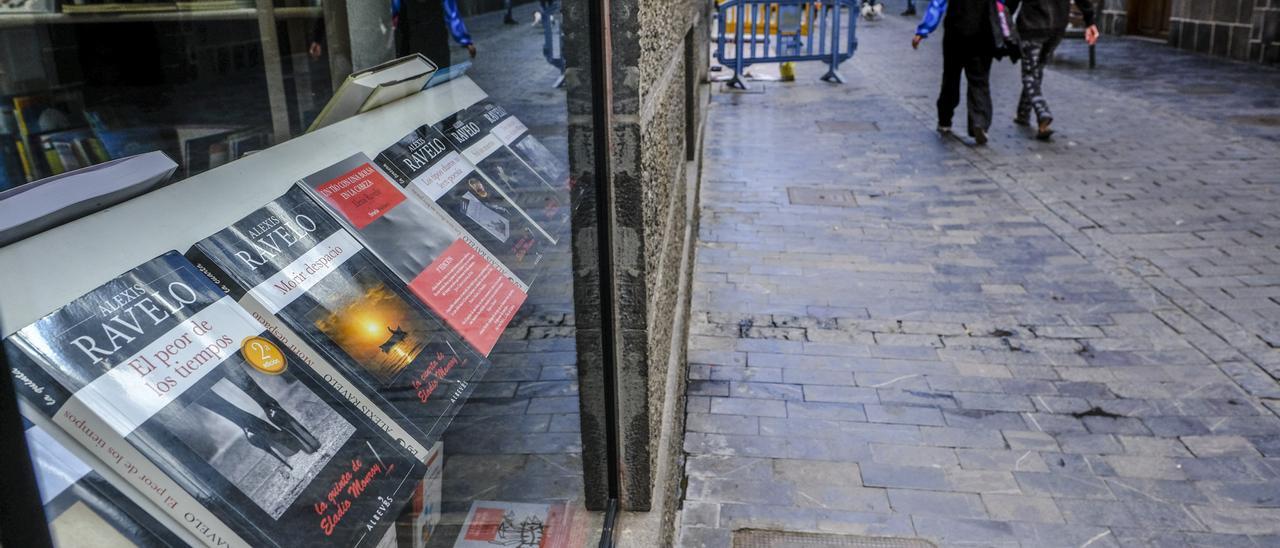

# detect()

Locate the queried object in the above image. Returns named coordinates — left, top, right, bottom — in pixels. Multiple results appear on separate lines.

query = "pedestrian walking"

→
left=1007, top=0, right=1098, bottom=139
left=912, top=0, right=1008, bottom=145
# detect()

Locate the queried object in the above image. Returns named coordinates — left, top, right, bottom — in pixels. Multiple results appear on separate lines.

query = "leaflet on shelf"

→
left=4, top=252, right=424, bottom=548
left=186, top=186, right=486, bottom=462
left=297, top=154, right=525, bottom=357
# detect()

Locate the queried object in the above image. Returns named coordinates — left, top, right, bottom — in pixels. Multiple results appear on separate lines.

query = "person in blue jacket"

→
left=394, top=0, right=477, bottom=69
left=912, top=0, right=996, bottom=145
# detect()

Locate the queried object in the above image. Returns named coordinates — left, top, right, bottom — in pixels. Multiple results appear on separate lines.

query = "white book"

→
left=0, top=150, right=176, bottom=246
left=308, top=54, right=438, bottom=132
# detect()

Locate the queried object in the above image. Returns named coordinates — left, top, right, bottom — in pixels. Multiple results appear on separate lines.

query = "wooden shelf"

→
left=0, top=7, right=319, bottom=28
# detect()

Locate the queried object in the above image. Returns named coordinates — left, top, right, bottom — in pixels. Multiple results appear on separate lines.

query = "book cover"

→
left=453, top=500, right=574, bottom=548
left=376, top=126, right=545, bottom=285
left=435, top=107, right=568, bottom=245
left=25, top=418, right=188, bottom=548
left=297, top=154, right=527, bottom=356
left=465, top=101, right=570, bottom=198
left=6, top=251, right=424, bottom=547
left=187, top=186, right=487, bottom=462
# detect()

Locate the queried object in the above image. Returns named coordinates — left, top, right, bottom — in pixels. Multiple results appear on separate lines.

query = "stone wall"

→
left=562, top=0, right=709, bottom=526
left=1099, top=0, right=1278, bottom=63
left=1169, top=0, right=1254, bottom=60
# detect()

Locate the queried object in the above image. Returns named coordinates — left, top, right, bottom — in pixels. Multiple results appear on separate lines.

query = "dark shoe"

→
left=969, top=126, right=988, bottom=145
left=503, top=14, right=518, bottom=24
left=264, top=401, right=321, bottom=454
left=1013, top=114, right=1030, bottom=126
left=1036, top=118, right=1054, bottom=140
left=243, top=422, right=299, bottom=469
left=901, top=7, right=916, bottom=15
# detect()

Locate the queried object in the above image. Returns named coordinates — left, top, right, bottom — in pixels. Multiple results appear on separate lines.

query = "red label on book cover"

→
left=409, top=240, right=526, bottom=356
left=312, top=163, right=406, bottom=229
left=464, top=507, right=506, bottom=540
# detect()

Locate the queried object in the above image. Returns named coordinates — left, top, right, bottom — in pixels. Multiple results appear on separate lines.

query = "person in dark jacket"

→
left=913, top=0, right=997, bottom=145
left=1007, top=0, right=1097, bottom=139
left=395, top=0, right=477, bottom=69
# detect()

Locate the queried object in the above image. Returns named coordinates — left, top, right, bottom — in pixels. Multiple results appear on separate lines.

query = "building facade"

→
left=1099, top=0, right=1280, bottom=64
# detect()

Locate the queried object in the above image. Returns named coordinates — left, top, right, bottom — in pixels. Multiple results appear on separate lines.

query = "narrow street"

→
left=679, top=6, right=1280, bottom=547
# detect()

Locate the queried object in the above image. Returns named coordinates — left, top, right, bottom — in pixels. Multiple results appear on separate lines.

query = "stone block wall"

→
left=562, top=0, right=709, bottom=527
left=1099, top=0, right=1278, bottom=63
left=1169, top=0, right=1254, bottom=60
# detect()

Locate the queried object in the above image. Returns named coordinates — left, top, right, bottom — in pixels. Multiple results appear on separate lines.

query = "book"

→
left=187, top=186, right=487, bottom=462
left=465, top=101, right=571, bottom=198
left=25, top=418, right=188, bottom=547
left=12, top=90, right=88, bottom=138
left=435, top=105, right=568, bottom=245
left=297, top=154, right=527, bottom=356
left=453, top=500, right=575, bottom=548
left=389, top=441, right=443, bottom=548
left=308, top=55, right=438, bottom=133
left=39, top=128, right=110, bottom=176
left=0, top=150, right=176, bottom=246
left=377, top=126, right=546, bottom=286
left=5, top=252, right=424, bottom=547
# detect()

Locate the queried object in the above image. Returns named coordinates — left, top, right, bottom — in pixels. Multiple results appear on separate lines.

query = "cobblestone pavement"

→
left=679, top=7, right=1280, bottom=548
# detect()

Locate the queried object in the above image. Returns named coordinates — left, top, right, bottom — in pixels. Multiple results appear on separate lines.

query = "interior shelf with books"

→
left=0, top=72, right=580, bottom=546
left=0, top=1, right=345, bottom=191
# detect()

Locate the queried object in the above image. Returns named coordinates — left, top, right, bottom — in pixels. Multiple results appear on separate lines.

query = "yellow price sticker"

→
left=241, top=336, right=286, bottom=375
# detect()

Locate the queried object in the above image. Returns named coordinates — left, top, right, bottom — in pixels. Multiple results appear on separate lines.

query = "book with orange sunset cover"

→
left=185, top=186, right=487, bottom=463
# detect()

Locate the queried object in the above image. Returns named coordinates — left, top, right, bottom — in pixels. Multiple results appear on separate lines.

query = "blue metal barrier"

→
left=541, top=0, right=566, bottom=88
left=715, top=0, right=858, bottom=89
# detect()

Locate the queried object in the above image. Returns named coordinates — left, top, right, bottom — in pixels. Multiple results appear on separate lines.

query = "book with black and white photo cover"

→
left=434, top=106, right=568, bottom=245
left=376, top=126, right=545, bottom=285
left=297, top=154, right=526, bottom=357
left=464, top=100, right=571, bottom=198
left=24, top=418, right=188, bottom=547
left=187, top=186, right=487, bottom=462
left=5, top=252, right=424, bottom=547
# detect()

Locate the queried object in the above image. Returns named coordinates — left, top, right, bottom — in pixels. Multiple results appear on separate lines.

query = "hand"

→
left=466, top=44, right=477, bottom=58
left=308, top=42, right=322, bottom=60
left=912, top=35, right=924, bottom=49
left=1085, top=25, right=1099, bottom=46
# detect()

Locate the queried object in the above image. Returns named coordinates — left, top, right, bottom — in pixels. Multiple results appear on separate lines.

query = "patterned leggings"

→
left=1017, top=35, right=1063, bottom=123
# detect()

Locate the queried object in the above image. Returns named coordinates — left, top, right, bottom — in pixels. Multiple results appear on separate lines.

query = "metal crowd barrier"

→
left=541, top=0, right=566, bottom=88
left=715, top=0, right=858, bottom=89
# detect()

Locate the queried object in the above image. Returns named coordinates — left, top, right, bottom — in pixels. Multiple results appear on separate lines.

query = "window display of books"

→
left=2, top=78, right=577, bottom=546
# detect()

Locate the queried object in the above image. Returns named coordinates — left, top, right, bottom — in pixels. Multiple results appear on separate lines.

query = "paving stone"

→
left=911, top=516, right=1019, bottom=546
left=866, top=404, right=947, bottom=427
left=887, top=488, right=987, bottom=518
left=859, top=463, right=950, bottom=491
left=1013, top=472, right=1114, bottom=499
left=1180, top=435, right=1261, bottom=457
left=710, top=397, right=788, bottom=417
left=981, top=494, right=1065, bottom=524
left=871, top=443, right=958, bottom=469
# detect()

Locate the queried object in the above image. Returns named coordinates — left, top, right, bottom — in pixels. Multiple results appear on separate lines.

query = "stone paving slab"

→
left=679, top=3, right=1280, bottom=547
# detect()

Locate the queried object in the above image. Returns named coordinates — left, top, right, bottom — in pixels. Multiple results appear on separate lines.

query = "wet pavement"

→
left=679, top=5, right=1280, bottom=547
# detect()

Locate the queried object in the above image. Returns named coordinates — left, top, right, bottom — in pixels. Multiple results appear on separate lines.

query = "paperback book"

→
left=187, top=186, right=486, bottom=462
left=6, top=252, right=424, bottom=547
left=464, top=100, right=570, bottom=197
left=453, top=500, right=575, bottom=548
left=376, top=125, right=545, bottom=285
left=297, top=154, right=526, bottom=356
left=25, top=418, right=187, bottom=547
left=435, top=106, right=567, bottom=245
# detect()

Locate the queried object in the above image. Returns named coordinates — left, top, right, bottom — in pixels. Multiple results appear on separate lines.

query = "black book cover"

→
left=5, top=252, right=423, bottom=547
left=24, top=417, right=187, bottom=547
left=376, top=125, right=545, bottom=285
left=186, top=186, right=487, bottom=463
left=435, top=105, right=568, bottom=244
left=463, top=100, right=571, bottom=196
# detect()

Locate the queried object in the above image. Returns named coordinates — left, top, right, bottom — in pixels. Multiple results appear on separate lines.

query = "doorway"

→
left=1127, top=0, right=1172, bottom=38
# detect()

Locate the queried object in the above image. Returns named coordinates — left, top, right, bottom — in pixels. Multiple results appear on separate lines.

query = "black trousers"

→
left=937, top=38, right=994, bottom=132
